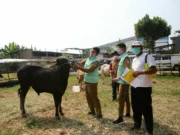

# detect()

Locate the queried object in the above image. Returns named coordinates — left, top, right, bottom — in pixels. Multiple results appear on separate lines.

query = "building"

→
left=61, top=48, right=83, bottom=55
left=95, top=36, right=174, bottom=56
left=18, top=49, right=81, bottom=59
left=97, top=36, right=137, bottom=54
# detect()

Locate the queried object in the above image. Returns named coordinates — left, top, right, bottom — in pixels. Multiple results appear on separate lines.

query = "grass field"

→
left=0, top=75, right=180, bottom=135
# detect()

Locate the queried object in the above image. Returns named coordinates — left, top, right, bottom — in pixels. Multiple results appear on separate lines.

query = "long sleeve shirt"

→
left=109, top=59, right=119, bottom=78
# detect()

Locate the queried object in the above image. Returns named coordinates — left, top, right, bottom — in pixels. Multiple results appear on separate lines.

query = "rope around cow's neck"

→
left=58, top=62, right=70, bottom=68
left=55, top=62, right=71, bottom=72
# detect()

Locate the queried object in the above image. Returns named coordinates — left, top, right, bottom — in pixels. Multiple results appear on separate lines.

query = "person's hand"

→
left=133, top=71, right=143, bottom=77
left=112, top=77, right=120, bottom=82
left=72, top=62, right=79, bottom=68
left=114, top=56, right=119, bottom=61
left=75, top=64, right=80, bottom=69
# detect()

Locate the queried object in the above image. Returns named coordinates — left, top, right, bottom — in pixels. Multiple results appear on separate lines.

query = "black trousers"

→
left=131, top=86, right=153, bottom=133
left=111, top=81, right=119, bottom=100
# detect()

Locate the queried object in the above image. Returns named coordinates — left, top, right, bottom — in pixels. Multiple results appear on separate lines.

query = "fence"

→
left=156, top=62, right=180, bottom=76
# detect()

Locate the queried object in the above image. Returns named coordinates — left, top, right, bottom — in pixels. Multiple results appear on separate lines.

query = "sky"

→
left=0, top=0, right=179, bottom=52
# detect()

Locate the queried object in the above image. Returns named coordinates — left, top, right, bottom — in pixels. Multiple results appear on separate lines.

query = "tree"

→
left=117, top=38, right=122, bottom=44
left=0, top=42, right=27, bottom=58
left=175, top=30, right=180, bottom=35
left=134, top=14, right=171, bottom=53
left=0, top=42, right=27, bottom=73
left=107, top=47, right=114, bottom=54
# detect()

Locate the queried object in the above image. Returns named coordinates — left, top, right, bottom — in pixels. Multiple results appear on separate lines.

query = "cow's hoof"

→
left=54, top=116, right=60, bottom=120
left=22, top=113, right=28, bottom=118
left=60, top=112, right=64, bottom=116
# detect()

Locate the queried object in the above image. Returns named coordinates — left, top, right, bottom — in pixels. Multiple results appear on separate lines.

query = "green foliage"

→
left=134, top=14, right=171, bottom=52
left=26, top=117, right=40, bottom=129
left=80, top=54, right=88, bottom=58
left=31, top=45, right=40, bottom=51
left=62, top=53, right=73, bottom=57
left=107, top=47, right=114, bottom=54
left=0, top=42, right=27, bottom=72
left=117, top=38, right=122, bottom=44
left=175, top=30, right=180, bottom=35
left=0, top=63, right=19, bottom=73
left=0, top=42, right=27, bottom=58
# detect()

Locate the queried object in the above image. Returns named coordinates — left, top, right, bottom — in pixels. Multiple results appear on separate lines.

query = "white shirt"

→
left=131, top=53, right=155, bottom=87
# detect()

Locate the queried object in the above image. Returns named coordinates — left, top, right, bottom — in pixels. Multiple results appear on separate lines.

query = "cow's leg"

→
left=59, top=96, right=64, bottom=116
left=53, top=94, right=61, bottom=120
left=101, top=68, right=105, bottom=84
left=102, top=75, right=104, bottom=84
left=19, top=87, right=29, bottom=118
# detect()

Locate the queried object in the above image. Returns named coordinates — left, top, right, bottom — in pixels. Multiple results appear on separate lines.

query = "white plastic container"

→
left=72, top=86, right=80, bottom=92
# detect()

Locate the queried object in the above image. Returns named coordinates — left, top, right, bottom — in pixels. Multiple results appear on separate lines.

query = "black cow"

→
left=17, top=57, right=72, bottom=120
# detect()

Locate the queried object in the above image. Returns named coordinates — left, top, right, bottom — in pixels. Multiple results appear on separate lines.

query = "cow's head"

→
left=70, top=60, right=78, bottom=68
left=56, top=56, right=71, bottom=70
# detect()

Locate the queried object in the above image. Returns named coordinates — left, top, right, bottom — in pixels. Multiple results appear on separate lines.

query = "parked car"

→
left=154, top=55, right=180, bottom=71
left=129, top=54, right=180, bottom=71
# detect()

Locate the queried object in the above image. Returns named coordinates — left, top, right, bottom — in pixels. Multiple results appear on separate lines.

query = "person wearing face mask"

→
left=108, top=51, right=120, bottom=101
left=130, top=41, right=157, bottom=135
left=74, top=47, right=103, bottom=119
left=112, top=43, right=131, bottom=125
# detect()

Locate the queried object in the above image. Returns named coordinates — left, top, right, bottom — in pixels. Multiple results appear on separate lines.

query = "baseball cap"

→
left=132, top=41, right=142, bottom=47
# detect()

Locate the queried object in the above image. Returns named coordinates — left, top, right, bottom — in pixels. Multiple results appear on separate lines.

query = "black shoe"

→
left=146, top=132, right=153, bottom=135
left=87, top=112, right=95, bottom=116
left=130, top=126, right=140, bottom=131
left=123, top=113, right=130, bottom=118
left=111, top=99, right=117, bottom=102
left=95, top=114, right=103, bottom=119
left=113, top=117, right=124, bottom=125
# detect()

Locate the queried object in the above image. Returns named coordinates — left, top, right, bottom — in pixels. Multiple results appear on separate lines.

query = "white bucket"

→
left=72, top=85, right=80, bottom=92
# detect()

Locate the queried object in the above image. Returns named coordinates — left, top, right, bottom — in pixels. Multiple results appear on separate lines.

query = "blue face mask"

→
left=131, top=47, right=141, bottom=55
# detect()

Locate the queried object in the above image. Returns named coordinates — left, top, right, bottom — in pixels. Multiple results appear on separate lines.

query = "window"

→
left=155, top=56, right=161, bottom=60
left=162, top=56, right=171, bottom=60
